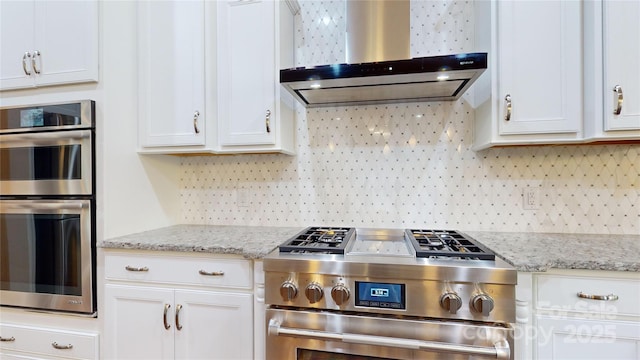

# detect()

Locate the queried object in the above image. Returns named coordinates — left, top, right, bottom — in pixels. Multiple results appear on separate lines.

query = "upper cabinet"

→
left=584, top=0, right=640, bottom=140
left=137, top=0, right=207, bottom=148
left=217, top=0, right=296, bottom=154
left=473, top=0, right=640, bottom=150
left=0, top=0, right=99, bottom=91
left=137, top=0, right=296, bottom=155
left=473, top=1, right=583, bottom=150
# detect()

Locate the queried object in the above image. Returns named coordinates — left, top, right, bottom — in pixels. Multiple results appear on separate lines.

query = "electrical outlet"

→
left=523, top=188, right=540, bottom=210
left=237, top=188, right=249, bottom=207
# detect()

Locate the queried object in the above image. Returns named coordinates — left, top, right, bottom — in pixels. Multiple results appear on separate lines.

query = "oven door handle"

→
left=0, top=130, right=91, bottom=144
left=269, top=320, right=510, bottom=359
left=0, top=200, right=87, bottom=211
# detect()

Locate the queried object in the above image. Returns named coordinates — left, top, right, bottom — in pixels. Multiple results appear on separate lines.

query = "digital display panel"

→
left=355, top=281, right=405, bottom=310
left=20, top=108, right=44, bottom=127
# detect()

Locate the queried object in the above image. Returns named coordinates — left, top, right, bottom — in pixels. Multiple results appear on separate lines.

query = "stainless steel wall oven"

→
left=0, top=100, right=96, bottom=315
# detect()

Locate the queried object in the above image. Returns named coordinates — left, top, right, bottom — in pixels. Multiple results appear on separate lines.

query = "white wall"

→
left=0, top=1, right=182, bottom=241
left=100, top=1, right=181, bottom=239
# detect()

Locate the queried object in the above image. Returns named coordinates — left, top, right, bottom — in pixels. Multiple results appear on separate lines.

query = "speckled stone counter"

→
left=466, top=231, right=640, bottom=272
left=99, top=225, right=304, bottom=259
left=100, top=225, right=640, bottom=272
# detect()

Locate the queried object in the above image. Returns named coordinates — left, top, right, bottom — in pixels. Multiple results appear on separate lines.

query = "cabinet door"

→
left=218, top=0, right=277, bottom=146
left=138, top=0, right=206, bottom=147
left=536, top=315, right=640, bottom=359
left=0, top=1, right=35, bottom=90
left=33, top=0, right=98, bottom=87
left=174, top=290, right=253, bottom=360
left=603, top=1, right=640, bottom=131
left=104, top=284, right=175, bottom=360
left=497, top=1, right=581, bottom=135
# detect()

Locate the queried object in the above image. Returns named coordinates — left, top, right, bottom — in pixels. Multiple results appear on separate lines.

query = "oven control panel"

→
left=354, top=281, right=406, bottom=310
left=266, top=272, right=514, bottom=323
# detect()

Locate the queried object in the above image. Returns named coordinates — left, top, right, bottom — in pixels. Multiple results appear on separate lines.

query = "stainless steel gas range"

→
left=264, top=227, right=516, bottom=360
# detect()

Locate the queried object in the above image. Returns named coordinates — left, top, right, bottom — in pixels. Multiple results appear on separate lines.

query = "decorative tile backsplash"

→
left=180, top=0, right=639, bottom=235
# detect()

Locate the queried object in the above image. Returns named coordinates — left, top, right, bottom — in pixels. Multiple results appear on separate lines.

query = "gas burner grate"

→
left=406, top=229, right=495, bottom=261
left=279, top=227, right=355, bottom=254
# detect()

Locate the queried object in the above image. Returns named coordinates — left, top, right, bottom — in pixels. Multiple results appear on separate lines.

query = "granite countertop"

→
left=99, top=225, right=304, bottom=259
left=100, top=225, right=640, bottom=272
left=466, top=231, right=640, bottom=272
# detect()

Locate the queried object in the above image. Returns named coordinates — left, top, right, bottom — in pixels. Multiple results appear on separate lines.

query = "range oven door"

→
left=266, top=308, right=513, bottom=360
left=0, top=129, right=93, bottom=196
left=0, top=199, right=95, bottom=314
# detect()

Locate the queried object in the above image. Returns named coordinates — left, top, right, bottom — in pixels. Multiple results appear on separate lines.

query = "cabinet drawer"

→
left=105, top=252, right=253, bottom=289
left=0, top=324, right=98, bottom=360
left=536, top=274, right=640, bottom=317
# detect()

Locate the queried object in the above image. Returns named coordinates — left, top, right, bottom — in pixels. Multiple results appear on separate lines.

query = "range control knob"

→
left=331, top=284, right=350, bottom=306
left=305, top=282, right=324, bottom=303
left=279, top=280, right=298, bottom=302
left=471, top=294, right=495, bottom=316
left=440, top=292, right=462, bottom=314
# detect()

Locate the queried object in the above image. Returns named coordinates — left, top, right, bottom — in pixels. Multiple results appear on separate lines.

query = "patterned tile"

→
left=179, top=1, right=639, bottom=235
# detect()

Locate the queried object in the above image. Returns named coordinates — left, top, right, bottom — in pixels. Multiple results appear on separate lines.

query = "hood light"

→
left=310, top=83, right=322, bottom=89
left=437, top=74, right=450, bottom=81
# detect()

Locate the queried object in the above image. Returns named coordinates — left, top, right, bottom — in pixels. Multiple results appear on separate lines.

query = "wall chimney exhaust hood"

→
left=280, top=0, right=487, bottom=108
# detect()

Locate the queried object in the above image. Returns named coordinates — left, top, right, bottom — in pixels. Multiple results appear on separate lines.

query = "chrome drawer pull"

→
left=22, top=52, right=32, bottom=75
left=125, top=265, right=149, bottom=272
left=193, top=111, right=200, bottom=134
left=265, top=109, right=271, bottom=133
left=175, top=304, right=183, bottom=331
left=504, top=94, right=512, bottom=121
left=613, top=85, right=623, bottom=115
left=31, top=50, right=41, bottom=74
left=577, top=292, right=619, bottom=301
left=163, top=304, right=171, bottom=330
left=52, top=342, right=73, bottom=350
left=0, top=336, right=15, bottom=342
left=199, top=270, right=225, bottom=276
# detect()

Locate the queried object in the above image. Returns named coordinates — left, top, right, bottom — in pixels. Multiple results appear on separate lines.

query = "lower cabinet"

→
left=103, top=251, right=254, bottom=359
left=0, top=324, right=99, bottom=360
left=516, top=269, right=640, bottom=360
left=536, top=316, right=640, bottom=359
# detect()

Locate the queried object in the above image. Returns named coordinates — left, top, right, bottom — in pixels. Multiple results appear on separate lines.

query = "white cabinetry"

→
left=217, top=0, right=295, bottom=154
left=473, top=0, right=583, bottom=150
left=137, top=0, right=208, bottom=149
left=0, top=0, right=99, bottom=91
left=0, top=324, right=99, bottom=360
left=517, top=269, right=640, bottom=360
left=137, top=0, right=296, bottom=155
left=103, top=251, right=254, bottom=360
left=584, top=0, right=640, bottom=140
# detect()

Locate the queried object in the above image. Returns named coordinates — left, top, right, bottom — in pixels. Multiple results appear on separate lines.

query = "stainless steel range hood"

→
left=280, top=0, right=487, bottom=108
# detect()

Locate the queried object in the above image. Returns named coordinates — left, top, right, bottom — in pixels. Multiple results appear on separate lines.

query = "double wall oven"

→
left=0, top=100, right=96, bottom=315
left=264, top=227, right=516, bottom=359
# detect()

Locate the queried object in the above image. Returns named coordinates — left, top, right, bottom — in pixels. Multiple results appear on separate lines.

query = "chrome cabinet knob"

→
left=331, top=284, right=350, bottom=305
left=440, top=292, right=462, bottom=314
left=305, top=282, right=324, bottom=304
left=471, top=294, right=494, bottom=316
left=279, top=280, right=298, bottom=301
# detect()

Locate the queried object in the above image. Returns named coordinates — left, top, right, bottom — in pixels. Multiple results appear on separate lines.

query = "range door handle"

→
left=268, top=320, right=510, bottom=359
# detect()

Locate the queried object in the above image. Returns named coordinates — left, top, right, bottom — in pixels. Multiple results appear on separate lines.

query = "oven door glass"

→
left=298, top=349, right=392, bottom=360
left=0, top=199, right=94, bottom=314
left=0, top=129, right=93, bottom=195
